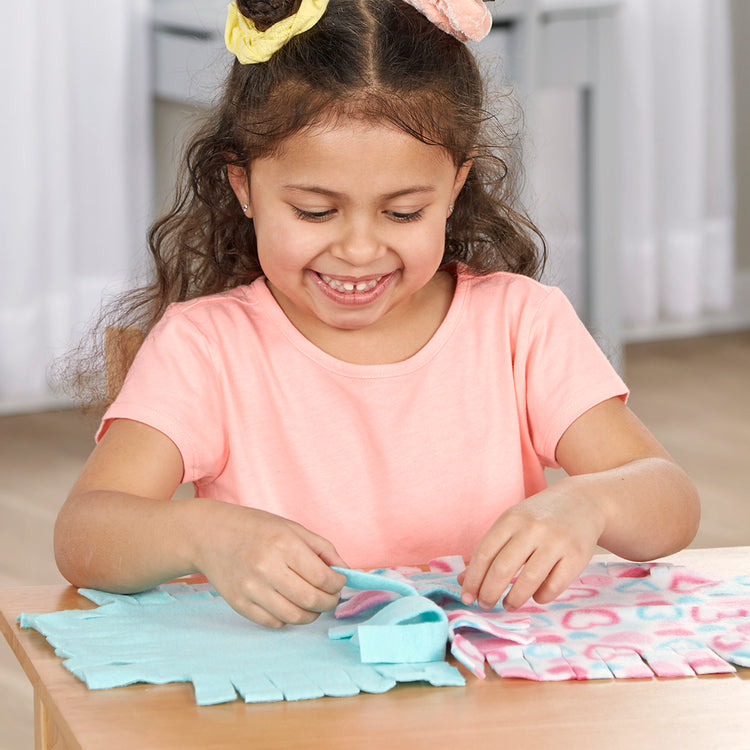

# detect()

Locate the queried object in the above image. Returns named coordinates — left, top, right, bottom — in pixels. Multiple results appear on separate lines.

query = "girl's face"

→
left=228, top=119, right=470, bottom=357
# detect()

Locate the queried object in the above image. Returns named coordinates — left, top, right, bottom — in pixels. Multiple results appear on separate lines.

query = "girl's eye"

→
left=388, top=209, right=424, bottom=223
left=292, top=207, right=335, bottom=222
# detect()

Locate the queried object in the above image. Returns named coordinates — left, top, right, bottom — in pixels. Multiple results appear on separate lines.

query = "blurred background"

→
left=0, top=1, right=748, bottom=747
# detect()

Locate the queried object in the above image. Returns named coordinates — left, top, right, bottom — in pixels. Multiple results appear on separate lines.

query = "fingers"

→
left=461, top=489, right=601, bottom=612
left=231, top=573, right=334, bottom=628
left=460, top=530, right=515, bottom=608
left=223, top=562, right=341, bottom=628
left=292, top=526, right=350, bottom=594
left=284, top=556, right=345, bottom=613
left=239, top=553, right=344, bottom=626
left=230, top=598, right=298, bottom=630
left=461, top=524, right=591, bottom=611
left=499, top=550, right=565, bottom=610
left=462, top=543, right=568, bottom=611
left=201, top=507, right=350, bottom=628
left=463, top=538, right=552, bottom=611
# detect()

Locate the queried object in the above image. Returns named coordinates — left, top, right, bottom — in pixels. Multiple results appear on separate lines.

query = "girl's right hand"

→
left=55, top=418, right=348, bottom=629
left=190, top=501, right=349, bottom=628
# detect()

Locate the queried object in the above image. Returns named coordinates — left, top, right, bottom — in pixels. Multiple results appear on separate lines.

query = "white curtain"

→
left=528, top=90, right=586, bottom=315
left=618, top=0, right=735, bottom=329
left=0, top=0, right=152, bottom=413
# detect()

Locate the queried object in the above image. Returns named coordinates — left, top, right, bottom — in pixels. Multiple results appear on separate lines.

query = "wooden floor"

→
left=1, top=331, right=749, bottom=749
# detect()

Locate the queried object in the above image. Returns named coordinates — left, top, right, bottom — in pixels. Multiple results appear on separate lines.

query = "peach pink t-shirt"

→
left=99, top=270, right=627, bottom=568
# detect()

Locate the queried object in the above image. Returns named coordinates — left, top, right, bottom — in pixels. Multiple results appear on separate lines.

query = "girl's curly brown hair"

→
left=58, top=0, right=545, bottom=412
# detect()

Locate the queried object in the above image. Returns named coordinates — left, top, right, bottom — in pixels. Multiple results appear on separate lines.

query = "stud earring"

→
left=448, top=204, right=454, bottom=216
left=242, top=203, right=249, bottom=213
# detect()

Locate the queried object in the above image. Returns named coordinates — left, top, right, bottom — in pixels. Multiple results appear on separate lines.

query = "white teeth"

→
left=320, top=274, right=382, bottom=293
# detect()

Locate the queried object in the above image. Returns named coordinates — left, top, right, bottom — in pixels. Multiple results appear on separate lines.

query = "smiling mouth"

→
left=319, top=274, right=383, bottom=294
left=312, top=270, right=396, bottom=306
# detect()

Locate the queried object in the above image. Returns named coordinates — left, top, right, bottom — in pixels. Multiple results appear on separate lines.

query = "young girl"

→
left=55, top=0, right=700, bottom=629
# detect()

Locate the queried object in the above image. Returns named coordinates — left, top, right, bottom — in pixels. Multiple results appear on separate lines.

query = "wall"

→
left=732, top=0, right=750, bottom=272
left=154, top=100, right=206, bottom=215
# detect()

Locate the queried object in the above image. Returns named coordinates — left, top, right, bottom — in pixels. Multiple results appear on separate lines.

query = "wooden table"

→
left=2, top=547, right=749, bottom=750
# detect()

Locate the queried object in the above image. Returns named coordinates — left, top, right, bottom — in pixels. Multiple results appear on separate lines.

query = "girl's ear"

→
left=227, top=164, right=251, bottom=216
left=450, top=155, right=474, bottom=210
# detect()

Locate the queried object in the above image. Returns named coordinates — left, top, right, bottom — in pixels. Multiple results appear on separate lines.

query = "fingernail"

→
left=461, top=593, right=474, bottom=605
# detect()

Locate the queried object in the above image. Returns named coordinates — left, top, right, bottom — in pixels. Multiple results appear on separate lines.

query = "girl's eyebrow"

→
left=281, top=184, right=437, bottom=200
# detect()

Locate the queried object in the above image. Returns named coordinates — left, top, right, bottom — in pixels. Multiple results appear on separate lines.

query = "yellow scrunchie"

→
left=225, top=0, right=329, bottom=64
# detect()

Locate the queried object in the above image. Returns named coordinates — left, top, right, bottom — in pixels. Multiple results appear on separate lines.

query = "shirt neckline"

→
left=246, top=270, right=470, bottom=378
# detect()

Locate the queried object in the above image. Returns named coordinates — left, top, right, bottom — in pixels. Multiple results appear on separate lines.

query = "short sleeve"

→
left=97, top=307, right=229, bottom=483
left=521, top=287, right=629, bottom=467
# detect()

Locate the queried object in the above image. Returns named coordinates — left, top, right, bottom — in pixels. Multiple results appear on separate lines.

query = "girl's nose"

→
left=330, top=218, right=387, bottom=266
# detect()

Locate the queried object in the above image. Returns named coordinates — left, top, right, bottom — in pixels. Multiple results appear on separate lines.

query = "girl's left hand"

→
left=458, top=480, right=606, bottom=611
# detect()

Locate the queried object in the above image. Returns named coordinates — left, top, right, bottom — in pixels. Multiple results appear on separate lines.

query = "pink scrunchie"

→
left=403, top=0, right=492, bottom=42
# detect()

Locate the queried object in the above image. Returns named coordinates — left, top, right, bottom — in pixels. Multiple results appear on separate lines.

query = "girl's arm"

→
left=459, top=397, right=700, bottom=610
left=54, top=419, right=348, bottom=628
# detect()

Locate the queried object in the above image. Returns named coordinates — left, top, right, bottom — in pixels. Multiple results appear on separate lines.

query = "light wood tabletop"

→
left=2, top=546, right=749, bottom=750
